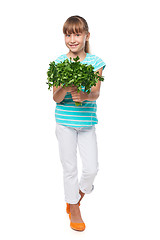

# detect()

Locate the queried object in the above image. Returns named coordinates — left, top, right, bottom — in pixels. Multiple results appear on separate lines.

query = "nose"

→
left=70, top=34, right=76, bottom=43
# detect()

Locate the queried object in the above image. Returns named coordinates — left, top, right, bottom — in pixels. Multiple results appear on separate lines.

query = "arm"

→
left=53, top=86, right=66, bottom=103
left=71, top=67, right=103, bottom=102
left=53, top=86, right=72, bottom=103
left=85, top=67, right=103, bottom=101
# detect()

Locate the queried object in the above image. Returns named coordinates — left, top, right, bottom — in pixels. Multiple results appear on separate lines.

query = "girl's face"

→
left=64, top=31, right=90, bottom=53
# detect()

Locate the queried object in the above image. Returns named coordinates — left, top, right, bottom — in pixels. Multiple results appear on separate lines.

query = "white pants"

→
left=55, top=123, right=99, bottom=204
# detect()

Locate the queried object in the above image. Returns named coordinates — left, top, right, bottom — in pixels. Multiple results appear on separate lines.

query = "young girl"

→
left=53, top=15, right=106, bottom=231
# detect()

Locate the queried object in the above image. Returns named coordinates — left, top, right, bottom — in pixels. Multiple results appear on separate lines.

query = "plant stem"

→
left=75, top=102, right=82, bottom=106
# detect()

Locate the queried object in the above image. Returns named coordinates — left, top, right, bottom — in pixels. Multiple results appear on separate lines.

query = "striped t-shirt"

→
left=54, top=53, right=106, bottom=128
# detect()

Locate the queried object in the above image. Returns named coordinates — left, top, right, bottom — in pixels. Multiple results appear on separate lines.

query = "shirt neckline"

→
left=66, top=53, right=88, bottom=62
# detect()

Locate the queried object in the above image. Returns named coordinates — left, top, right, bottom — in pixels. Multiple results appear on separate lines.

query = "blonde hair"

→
left=63, top=15, right=90, bottom=53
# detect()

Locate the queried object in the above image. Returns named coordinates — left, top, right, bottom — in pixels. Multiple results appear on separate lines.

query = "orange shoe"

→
left=66, top=202, right=80, bottom=214
left=66, top=203, right=70, bottom=214
left=69, top=212, right=86, bottom=231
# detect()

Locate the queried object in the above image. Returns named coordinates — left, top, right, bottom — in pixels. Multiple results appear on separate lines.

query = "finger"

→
left=71, top=92, right=79, bottom=97
left=71, top=89, right=77, bottom=93
left=72, top=96, right=82, bottom=102
left=70, top=89, right=77, bottom=93
left=71, top=86, right=77, bottom=91
left=72, top=95, right=79, bottom=101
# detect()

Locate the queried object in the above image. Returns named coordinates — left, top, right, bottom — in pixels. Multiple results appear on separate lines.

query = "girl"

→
left=53, top=15, right=106, bottom=231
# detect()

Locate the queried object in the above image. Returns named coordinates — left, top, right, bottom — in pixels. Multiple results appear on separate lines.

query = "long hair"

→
left=63, top=15, right=90, bottom=53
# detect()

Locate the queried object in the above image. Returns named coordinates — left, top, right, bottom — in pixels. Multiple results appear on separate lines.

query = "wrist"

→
left=61, top=85, right=68, bottom=93
left=83, top=92, right=89, bottom=101
left=64, top=86, right=72, bottom=93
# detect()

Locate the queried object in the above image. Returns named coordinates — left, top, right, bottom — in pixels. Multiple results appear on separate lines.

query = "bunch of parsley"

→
left=46, top=56, right=104, bottom=106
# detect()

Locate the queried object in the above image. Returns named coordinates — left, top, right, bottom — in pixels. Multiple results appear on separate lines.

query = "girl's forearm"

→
left=85, top=91, right=100, bottom=101
left=53, top=87, right=67, bottom=103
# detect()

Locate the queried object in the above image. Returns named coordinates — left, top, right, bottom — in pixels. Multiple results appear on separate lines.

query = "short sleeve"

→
left=54, top=57, right=62, bottom=65
left=94, top=56, right=106, bottom=72
left=48, top=55, right=64, bottom=69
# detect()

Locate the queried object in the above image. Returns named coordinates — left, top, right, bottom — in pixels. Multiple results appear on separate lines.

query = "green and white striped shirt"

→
left=54, top=53, right=106, bottom=127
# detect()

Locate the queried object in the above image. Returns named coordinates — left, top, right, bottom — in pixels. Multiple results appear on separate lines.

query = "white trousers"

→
left=55, top=123, right=99, bottom=204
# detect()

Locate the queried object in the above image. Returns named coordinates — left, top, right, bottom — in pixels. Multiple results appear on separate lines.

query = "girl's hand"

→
left=71, top=88, right=87, bottom=103
left=63, top=85, right=76, bottom=93
left=63, top=85, right=72, bottom=92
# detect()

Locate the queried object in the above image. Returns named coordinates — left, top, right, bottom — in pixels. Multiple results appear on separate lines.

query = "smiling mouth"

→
left=69, top=44, right=79, bottom=47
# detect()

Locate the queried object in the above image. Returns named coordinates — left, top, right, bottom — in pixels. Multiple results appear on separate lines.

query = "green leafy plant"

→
left=46, top=56, right=104, bottom=106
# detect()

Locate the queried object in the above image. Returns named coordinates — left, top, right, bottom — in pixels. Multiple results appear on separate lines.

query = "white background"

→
left=0, top=0, right=160, bottom=239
